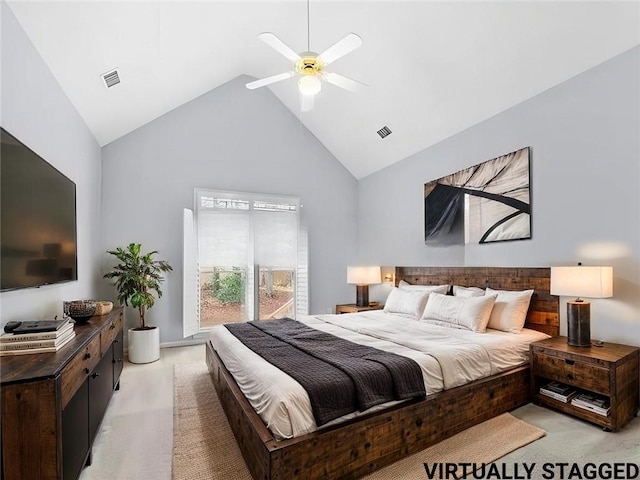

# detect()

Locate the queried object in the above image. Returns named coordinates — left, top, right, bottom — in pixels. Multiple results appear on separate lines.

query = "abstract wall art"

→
left=424, top=147, right=531, bottom=245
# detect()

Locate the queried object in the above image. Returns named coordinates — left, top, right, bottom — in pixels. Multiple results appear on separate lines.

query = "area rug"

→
left=172, top=362, right=545, bottom=480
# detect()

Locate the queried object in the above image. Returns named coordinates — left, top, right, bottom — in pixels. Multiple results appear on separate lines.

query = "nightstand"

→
left=530, top=336, right=639, bottom=431
left=335, top=303, right=384, bottom=314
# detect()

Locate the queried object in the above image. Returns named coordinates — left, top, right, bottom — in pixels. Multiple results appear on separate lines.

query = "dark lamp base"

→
left=567, top=300, right=591, bottom=347
left=355, top=285, right=369, bottom=307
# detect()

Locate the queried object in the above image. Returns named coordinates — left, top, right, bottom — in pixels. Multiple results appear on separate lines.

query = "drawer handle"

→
left=84, top=368, right=90, bottom=375
left=114, top=339, right=119, bottom=344
left=110, top=323, right=116, bottom=330
left=84, top=352, right=91, bottom=359
left=565, top=359, right=575, bottom=365
left=90, top=372, right=100, bottom=379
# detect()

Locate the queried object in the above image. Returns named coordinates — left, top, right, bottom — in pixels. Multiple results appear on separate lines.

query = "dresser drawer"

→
left=100, top=311, right=123, bottom=355
left=533, top=352, right=610, bottom=395
left=60, top=335, right=101, bottom=408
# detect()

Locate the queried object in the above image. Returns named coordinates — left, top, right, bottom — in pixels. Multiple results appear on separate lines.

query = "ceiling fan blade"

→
left=300, top=94, right=315, bottom=112
left=323, top=72, right=367, bottom=93
left=258, top=33, right=301, bottom=62
left=246, top=72, right=295, bottom=90
left=317, top=33, right=363, bottom=66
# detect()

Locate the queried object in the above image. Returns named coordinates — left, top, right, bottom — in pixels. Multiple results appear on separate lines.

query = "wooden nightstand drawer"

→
left=60, top=334, right=101, bottom=408
left=533, top=352, right=610, bottom=395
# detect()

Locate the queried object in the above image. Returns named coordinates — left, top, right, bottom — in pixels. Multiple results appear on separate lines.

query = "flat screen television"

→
left=1, top=127, right=77, bottom=291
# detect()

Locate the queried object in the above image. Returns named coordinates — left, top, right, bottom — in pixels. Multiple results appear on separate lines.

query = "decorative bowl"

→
left=94, top=301, right=113, bottom=315
left=64, top=300, right=97, bottom=323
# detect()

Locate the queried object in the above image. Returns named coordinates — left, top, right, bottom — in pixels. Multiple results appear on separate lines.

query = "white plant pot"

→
left=128, top=327, right=160, bottom=364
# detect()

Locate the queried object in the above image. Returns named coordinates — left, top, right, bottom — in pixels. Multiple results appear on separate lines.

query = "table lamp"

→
left=347, top=266, right=381, bottom=306
left=550, top=265, right=613, bottom=347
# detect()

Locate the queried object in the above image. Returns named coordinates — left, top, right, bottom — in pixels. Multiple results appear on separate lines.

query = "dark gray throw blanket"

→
left=225, top=317, right=425, bottom=426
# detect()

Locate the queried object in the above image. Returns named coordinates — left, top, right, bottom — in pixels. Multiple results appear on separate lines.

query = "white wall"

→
left=100, top=76, right=358, bottom=343
left=0, top=2, right=102, bottom=322
left=360, top=47, right=640, bottom=346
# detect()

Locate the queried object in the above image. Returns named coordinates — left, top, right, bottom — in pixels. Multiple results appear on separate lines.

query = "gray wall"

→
left=3, top=0, right=636, bottom=349
left=101, top=76, right=358, bottom=343
left=360, top=47, right=640, bottom=346
left=0, top=2, right=102, bottom=322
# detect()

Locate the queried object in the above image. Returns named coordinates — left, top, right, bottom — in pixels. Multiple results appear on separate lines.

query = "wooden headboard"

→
left=395, top=266, right=559, bottom=336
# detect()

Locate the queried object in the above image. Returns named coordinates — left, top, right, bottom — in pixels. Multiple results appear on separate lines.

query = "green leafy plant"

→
left=215, top=268, right=245, bottom=305
left=103, top=243, right=173, bottom=329
left=206, top=268, right=221, bottom=296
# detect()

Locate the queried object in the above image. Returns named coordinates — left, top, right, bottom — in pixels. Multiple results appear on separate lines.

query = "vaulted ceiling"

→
left=6, top=1, right=639, bottom=178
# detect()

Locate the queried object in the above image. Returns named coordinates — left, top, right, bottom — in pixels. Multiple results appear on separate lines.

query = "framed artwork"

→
left=424, top=147, right=531, bottom=245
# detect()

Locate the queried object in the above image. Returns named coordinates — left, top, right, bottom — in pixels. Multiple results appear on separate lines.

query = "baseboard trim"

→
left=160, top=338, right=207, bottom=349
left=123, top=337, right=207, bottom=356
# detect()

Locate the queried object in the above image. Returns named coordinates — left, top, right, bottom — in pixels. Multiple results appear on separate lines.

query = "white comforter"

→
left=210, top=311, right=548, bottom=439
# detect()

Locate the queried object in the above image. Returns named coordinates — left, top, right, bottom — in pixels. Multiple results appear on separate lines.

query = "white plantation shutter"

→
left=183, top=209, right=200, bottom=337
left=296, top=229, right=309, bottom=316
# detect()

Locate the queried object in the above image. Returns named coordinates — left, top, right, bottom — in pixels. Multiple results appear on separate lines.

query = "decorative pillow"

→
left=485, top=287, right=534, bottom=333
left=452, top=285, right=485, bottom=298
left=383, top=287, right=431, bottom=318
left=420, top=292, right=497, bottom=333
left=398, top=280, right=449, bottom=294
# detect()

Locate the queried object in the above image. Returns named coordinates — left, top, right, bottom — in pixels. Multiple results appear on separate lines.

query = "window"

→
left=183, top=189, right=307, bottom=335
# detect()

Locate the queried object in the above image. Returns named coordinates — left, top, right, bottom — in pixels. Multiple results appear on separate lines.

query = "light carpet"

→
left=172, top=362, right=545, bottom=480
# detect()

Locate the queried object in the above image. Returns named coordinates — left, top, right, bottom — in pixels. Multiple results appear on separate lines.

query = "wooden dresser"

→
left=1, top=308, right=124, bottom=480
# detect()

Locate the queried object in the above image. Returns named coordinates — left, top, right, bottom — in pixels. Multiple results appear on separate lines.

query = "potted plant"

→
left=104, top=243, right=173, bottom=364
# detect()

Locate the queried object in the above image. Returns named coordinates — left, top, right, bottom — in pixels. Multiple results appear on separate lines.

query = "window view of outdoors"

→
left=199, top=267, right=294, bottom=328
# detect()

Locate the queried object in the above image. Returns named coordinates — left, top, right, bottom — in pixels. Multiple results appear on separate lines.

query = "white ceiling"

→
left=7, top=1, right=640, bottom=179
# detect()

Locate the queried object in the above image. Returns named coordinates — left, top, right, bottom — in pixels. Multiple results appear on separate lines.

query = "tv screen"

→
left=1, top=128, right=77, bottom=291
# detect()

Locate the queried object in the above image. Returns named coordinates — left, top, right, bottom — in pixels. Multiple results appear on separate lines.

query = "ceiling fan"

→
left=246, top=3, right=366, bottom=112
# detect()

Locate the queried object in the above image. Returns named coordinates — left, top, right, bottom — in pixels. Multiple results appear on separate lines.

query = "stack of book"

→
left=571, top=392, right=611, bottom=416
left=0, top=321, right=75, bottom=356
left=539, top=381, right=578, bottom=403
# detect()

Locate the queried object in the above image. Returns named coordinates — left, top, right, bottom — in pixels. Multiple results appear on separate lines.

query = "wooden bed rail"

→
left=206, top=341, right=531, bottom=480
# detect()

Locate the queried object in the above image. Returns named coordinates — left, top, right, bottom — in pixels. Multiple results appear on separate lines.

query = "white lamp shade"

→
left=550, top=266, right=613, bottom=298
left=347, top=266, right=381, bottom=285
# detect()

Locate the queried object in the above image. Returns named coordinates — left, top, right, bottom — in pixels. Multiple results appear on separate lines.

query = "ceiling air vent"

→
left=377, top=126, right=392, bottom=139
left=101, top=69, right=121, bottom=89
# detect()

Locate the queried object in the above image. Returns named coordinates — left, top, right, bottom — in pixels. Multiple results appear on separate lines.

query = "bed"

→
left=205, top=266, right=559, bottom=480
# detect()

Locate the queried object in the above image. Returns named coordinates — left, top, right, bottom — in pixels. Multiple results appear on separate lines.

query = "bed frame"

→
left=206, top=266, right=559, bottom=480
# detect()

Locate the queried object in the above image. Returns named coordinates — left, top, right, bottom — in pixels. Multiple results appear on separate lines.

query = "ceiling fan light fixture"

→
left=246, top=0, right=364, bottom=110
left=298, top=75, right=322, bottom=96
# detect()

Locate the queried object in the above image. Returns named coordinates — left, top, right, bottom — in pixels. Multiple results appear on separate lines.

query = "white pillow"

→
left=452, top=285, right=485, bottom=298
left=383, top=287, right=431, bottom=318
left=420, top=292, right=497, bottom=333
left=398, top=280, right=449, bottom=294
left=485, top=287, right=534, bottom=333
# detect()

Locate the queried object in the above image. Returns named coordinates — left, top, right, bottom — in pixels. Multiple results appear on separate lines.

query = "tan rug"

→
left=172, top=362, right=545, bottom=480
